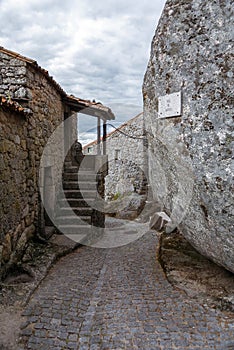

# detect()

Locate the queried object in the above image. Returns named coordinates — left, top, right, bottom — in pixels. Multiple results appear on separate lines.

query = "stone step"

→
left=59, top=207, right=93, bottom=216
left=64, top=164, right=95, bottom=172
left=57, top=224, right=92, bottom=235
left=63, top=181, right=97, bottom=190
left=64, top=190, right=97, bottom=199
left=63, top=172, right=97, bottom=182
left=59, top=198, right=93, bottom=208
left=63, top=165, right=78, bottom=173
left=57, top=215, right=91, bottom=225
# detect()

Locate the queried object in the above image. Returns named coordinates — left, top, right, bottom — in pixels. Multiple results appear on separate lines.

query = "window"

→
left=115, top=149, right=121, bottom=160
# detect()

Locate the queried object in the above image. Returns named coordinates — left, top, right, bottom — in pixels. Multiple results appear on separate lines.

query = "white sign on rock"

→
left=158, top=91, right=182, bottom=118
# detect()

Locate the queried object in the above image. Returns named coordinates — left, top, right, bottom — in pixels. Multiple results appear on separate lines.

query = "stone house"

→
left=0, top=47, right=114, bottom=274
left=143, top=1, right=234, bottom=273
left=83, top=113, right=147, bottom=200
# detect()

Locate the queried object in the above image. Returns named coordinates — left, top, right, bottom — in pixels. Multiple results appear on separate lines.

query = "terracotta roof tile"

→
left=0, top=95, right=32, bottom=116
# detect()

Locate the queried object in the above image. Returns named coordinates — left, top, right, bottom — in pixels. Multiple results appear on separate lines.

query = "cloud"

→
left=0, top=0, right=166, bottom=139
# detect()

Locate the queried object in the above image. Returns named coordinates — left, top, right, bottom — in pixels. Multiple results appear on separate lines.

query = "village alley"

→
left=18, top=226, right=234, bottom=350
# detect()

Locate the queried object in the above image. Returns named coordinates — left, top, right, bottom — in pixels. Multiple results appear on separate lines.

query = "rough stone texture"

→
left=17, top=223, right=234, bottom=350
left=0, top=54, right=28, bottom=101
left=143, top=0, right=234, bottom=272
left=0, top=51, right=65, bottom=274
left=105, top=193, right=147, bottom=220
left=0, top=234, right=79, bottom=350
left=84, top=113, right=147, bottom=199
left=159, top=231, right=234, bottom=312
left=0, top=219, right=233, bottom=349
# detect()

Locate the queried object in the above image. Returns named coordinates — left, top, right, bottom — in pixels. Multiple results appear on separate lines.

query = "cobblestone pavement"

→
left=19, top=227, right=234, bottom=349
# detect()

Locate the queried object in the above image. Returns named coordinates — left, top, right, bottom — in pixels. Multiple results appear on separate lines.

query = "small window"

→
left=87, top=146, right=93, bottom=154
left=115, top=149, right=121, bottom=160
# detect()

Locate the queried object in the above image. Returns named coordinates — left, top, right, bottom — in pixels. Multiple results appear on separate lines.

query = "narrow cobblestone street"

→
left=19, top=228, right=234, bottom=350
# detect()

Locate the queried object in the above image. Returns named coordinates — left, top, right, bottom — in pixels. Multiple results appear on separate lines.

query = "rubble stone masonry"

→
left=84, top=113, right=147, bottom=199
left=104, top=113, right=147, bottom=199
left=0, top=50, right=64, bottom=273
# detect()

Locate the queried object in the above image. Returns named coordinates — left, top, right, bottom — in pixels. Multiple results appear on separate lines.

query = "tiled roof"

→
left=0, top=47, right=115, bottom=120
left=0, top=95, right=32, bottom=116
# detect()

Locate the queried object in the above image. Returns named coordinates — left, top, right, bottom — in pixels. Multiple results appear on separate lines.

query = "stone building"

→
left=0, top=47, right=114, bottom=274
left=143, top=1, right=234, bottom=272
left=84, top=113, right=147, bottom=200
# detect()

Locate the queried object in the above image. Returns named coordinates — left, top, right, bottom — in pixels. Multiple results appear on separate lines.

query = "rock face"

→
left=143, top=1, right=234, bottom=272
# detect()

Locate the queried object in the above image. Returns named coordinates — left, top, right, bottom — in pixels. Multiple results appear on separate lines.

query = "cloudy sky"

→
left=0, top=0, right=166, bottom=144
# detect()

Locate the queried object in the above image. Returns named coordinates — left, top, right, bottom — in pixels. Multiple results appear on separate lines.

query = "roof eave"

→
left=64, top=96, right=115, bottom=121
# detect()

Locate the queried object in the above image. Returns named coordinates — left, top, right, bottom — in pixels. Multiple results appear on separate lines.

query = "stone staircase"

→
left=56, top=162, right=99, bottom=242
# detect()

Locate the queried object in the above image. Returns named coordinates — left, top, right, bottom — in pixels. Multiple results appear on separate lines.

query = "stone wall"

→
left=0, top=51, right=66, bottom=273
left=84, top=113, right=147, bottom=199
left=25, top=63, right=65, bottom=232
left=0, top=52, right=30, bottom=102
left=0, top=107, right=32, bottom=267
left=143, top=0, right=234, bottom=272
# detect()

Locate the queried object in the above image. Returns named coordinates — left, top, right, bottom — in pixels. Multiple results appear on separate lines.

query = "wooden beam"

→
left=103, top=120, right=107, bottom=155
left=97, top=117, right=101, bottom=155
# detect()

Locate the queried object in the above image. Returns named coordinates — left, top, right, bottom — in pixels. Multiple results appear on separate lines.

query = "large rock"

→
left=143, top=0, right=234, bottom=272
left=106, top=193, right=147, bottom=220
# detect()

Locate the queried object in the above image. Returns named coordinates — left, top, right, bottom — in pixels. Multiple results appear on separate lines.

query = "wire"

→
left=106, top=123, right=147, bottom=140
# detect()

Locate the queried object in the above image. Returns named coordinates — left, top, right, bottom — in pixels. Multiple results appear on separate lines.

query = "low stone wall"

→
left=143, top=0, right=234, bottom=272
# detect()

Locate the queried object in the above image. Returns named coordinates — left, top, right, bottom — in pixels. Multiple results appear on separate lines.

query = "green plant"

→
left=113, top=192, right=121, bottom=201
left=7, top=91, right=12, bottom=102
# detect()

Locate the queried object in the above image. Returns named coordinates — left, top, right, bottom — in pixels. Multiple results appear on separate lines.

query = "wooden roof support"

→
left=97, top=117, right=101, bottom=155
left=103, top=120, right=107, bottom=155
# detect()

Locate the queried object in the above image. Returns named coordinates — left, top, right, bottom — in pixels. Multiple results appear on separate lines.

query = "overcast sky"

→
left=0, top=0, right=166, bottom=144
